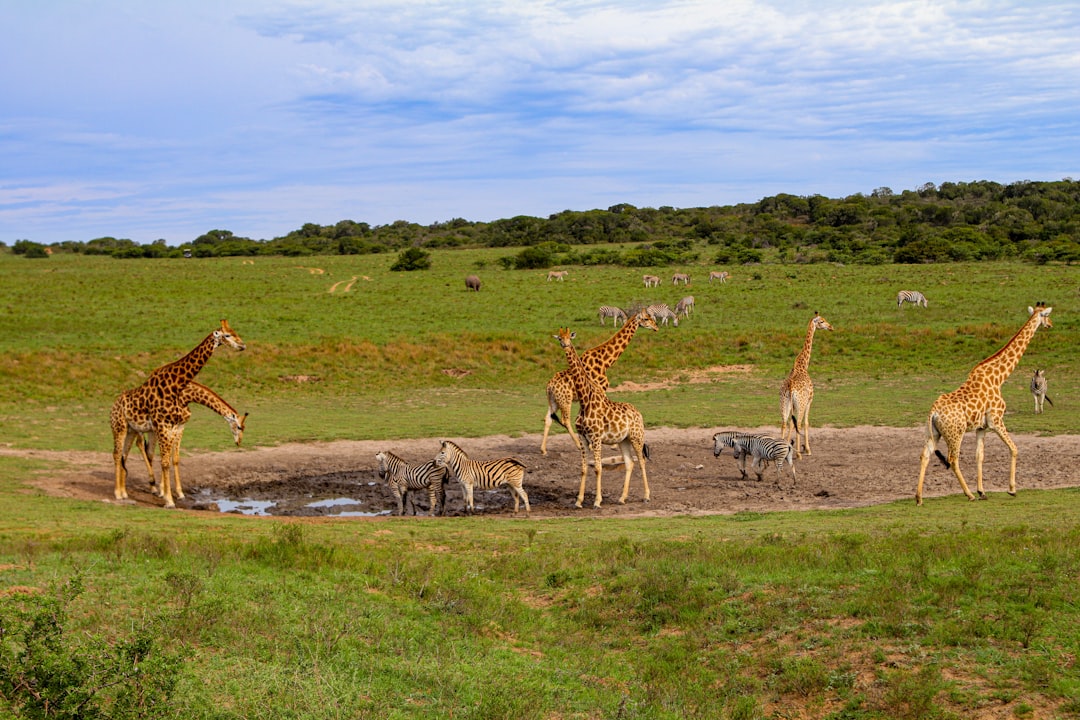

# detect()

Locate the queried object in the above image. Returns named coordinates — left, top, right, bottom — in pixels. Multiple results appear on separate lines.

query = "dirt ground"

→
left=13, top=425, right=1080, bottom=518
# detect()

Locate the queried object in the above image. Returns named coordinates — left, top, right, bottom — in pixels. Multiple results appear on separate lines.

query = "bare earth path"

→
left=14, top=426, right=1080, bottom=518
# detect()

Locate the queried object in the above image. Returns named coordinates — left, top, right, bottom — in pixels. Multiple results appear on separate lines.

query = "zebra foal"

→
left=675, top=295, right=694, bottom=318
left=433, top=440, right=530, bottom=515
left=1030, top=369, right=1053, bottom=414
left=733, top=435, right=797, bottom=484
left=646, top=303, right=679, bottom=327
left=375, top=451, right=448, bottom=516
left=598, top=305, right=627, bottom=326
left=896, top=290, right=928, bottom=308
left=712, top=431, right=765, bottom=479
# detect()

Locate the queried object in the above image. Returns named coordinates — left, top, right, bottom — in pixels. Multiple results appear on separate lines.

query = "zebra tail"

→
left=1045, top=395, right=1054, bottom=407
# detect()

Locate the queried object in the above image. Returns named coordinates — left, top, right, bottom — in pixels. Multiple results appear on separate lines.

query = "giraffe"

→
left=916, top=304, right=1053, bottom=506
left=541, top=307, right=659, bottom=454
left=112, top=320, right=245, bottom=508
left=116, top=382, right=248, bottom=501
left=779, top=312, right=834, bottom=459
left=554, top=327, right=650, bottom=509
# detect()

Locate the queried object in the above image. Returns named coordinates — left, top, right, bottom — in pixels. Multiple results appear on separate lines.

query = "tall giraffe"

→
left=113, top=382, right=248, bottom=502
left=112, top=320, right=245, bottom=507
left=916, top=304, right=1053, bottom=505
left=541, top=307, right=659, bottom=454
left=779, top=312, right=833, bottom=458
left=554, top=327, right=650, bottom=509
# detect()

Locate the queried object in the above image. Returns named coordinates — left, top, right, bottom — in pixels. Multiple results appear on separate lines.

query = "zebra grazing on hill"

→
left=897, top=290, right=928, bottom=308
left=732, top=435, right=797, bottom=484
left=643, top=274, right=660, bottom=288
left=433, top=440, right=530, bottom=515
left=547, top=270, right=568, bottom=281
left=1031, top=369, right=1053, bottom=414
left=674, top=295, right=694, bottom=318
left=646, top=303, right=679, bottom=327
left=375, top=451, right=448, bottom=516
left=672, top=273, right=690, bottom=285
left=598, top=305, right=628, bottom=326
left=712, top=431, right=766, bottom=479
left=709, top=271, right=730, bottom=283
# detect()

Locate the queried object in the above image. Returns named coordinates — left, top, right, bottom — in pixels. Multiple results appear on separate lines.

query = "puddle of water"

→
left=306, top=497, right=362, bottom=509
left=216, top=498, right=277, bottom=516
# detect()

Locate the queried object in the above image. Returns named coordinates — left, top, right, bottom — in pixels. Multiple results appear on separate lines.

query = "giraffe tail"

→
left=928, top=413, right=950, bottom=468
left=550, top=412, right=568, bottom=429
left=643, top=443, right=651, bottom=460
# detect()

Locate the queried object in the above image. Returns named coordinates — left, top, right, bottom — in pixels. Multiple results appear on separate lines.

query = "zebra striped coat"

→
left=433, top=440, right=530, bottom=515
left=712, top=431, right=766, bottom=479
left=732, top=435, right=797, bottom=484
left=897, top=290, right=928, bottom=308
left=709, top=271, right=729, bottom=283
left=598, top=305, right=628, bottom=326
left=376, top=451, right=448, bottom=516
left=674, top=295, right=694, bottom=318
left=672, top=273, right=690, bottom=285
left=642, top=274, right=660, bottom=287
left=1030, top=369, right=1053, bottom=414
left=646, top=303, right=679, bottom=327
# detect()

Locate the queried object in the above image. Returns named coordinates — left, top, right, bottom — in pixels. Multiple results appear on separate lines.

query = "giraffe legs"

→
left=616, top=439, right=649, bottom=504
left=541, top=392, right=582, bottom=455
left=156, top=426, right=184, bottom=509
left=113, top=428, right=138, bottom=501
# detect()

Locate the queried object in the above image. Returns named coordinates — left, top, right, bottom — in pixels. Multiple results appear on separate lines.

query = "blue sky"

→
left=2, top=1, right=1078, bottom=245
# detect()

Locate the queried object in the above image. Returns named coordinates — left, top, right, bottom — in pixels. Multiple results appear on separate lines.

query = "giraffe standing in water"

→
left=114, top=382, right=248, bottom=502
left=916, top=304, right=1053, bottom=505
left=541, top=307, right=658, bottom=454
left=554, top=327, right=650, bottom=509
left=779, top=312, right=833, bottom=458
left=112, top=320, right=245, bottom=507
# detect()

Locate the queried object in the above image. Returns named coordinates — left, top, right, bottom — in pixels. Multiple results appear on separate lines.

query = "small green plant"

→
left=390, top=247, right=432, bottom=271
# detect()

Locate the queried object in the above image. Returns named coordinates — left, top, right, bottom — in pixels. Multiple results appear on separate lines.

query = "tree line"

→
left=10, top=178, right=1080, bottom=266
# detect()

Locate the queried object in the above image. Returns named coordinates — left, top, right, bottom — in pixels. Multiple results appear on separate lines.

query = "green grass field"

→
left=1, top=250, right=1079, bottom=718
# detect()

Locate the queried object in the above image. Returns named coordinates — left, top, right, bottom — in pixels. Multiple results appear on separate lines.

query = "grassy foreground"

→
left=1, top=251, right=1079, bottom=718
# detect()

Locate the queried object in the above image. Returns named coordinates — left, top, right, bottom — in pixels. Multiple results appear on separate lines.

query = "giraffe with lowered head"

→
left=554, top=327, right=650, bottom=509
left=541, top=307, right=658, bottom=454
left=916, top=304, right=1053, bottom=505
left=779, top=312, right=833, bottom=458
left=113, top=382, right=248, bottom=503
left=112, top=319, right=245, bottom=507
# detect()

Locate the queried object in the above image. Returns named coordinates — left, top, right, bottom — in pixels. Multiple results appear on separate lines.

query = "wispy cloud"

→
left=1, top=0, right=1078, bottom=243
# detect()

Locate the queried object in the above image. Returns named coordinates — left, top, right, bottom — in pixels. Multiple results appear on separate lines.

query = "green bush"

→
left=390, top=247, right=432, bottom=271
left=0, top=576, right=184, bottom=719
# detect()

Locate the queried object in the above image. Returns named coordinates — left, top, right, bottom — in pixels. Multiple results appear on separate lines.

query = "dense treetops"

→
left=9, top=179, right=1080, bottom=265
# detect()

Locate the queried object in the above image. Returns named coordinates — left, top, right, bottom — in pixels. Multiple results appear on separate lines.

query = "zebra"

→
left=896, top=290, right=928, bottom=308
left=598, top=305, right=628, bottom=326
left=642, top=274, right=660, bottom=288
left=712, top=431, right=766, bottom=479
left=672, top=273, right=690, bottom=285
left=674, top=295, right=695, bottom=318
left=433, top=440, right=530, bottom=515
left=646, top=303, right=679, bottom=327
left=547, top=270, right=568, bottom=281
left=732, top=435, right=797, bottom=484
left=375, top=451, right=448, bottom=516
left=1031, top=369, right=1053, bottom=414
left=709, top=271, right=730, bottom=283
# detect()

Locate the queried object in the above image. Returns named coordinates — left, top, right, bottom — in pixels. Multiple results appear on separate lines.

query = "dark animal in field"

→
left=465, top=275, right=482, bottom=291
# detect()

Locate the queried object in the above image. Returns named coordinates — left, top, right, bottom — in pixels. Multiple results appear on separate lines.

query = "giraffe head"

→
left=226, top=412, right=248, bottom=446
left=1027, top=304, right=1053, bottom=330
left=554, top=328, right=577, bottom=349
left=812, top=312, right=833, bottom=332
left=213, top=319, right=247, bottom=352
left=635, top=308, right=660, bottom=332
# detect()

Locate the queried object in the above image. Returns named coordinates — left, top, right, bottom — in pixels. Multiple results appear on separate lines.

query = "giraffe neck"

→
left=968, top=312, right=1042, bottom=387
left=150, top=332, right=219, bottom=387
left=792, top=320, right=817, bottom=375
left=582, top=313, right=641, bottom=374
left=179, top=382, right=237, bottom=418
left=563, top=341, right=605, bottom=409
